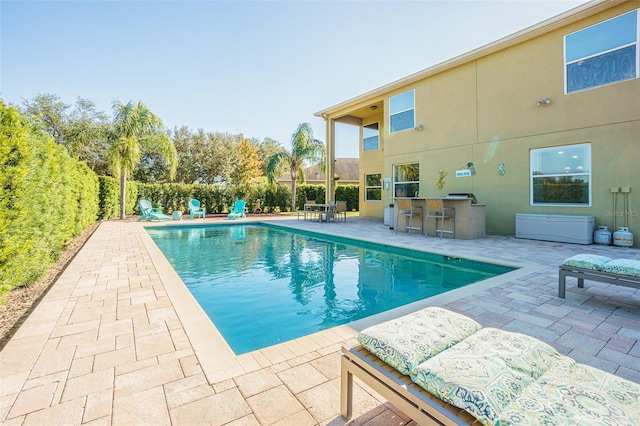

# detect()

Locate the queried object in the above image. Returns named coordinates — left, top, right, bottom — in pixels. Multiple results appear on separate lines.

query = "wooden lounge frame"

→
left=341, top=345, right=480, bottom=425
left=558, top=264, right=640, bottom=298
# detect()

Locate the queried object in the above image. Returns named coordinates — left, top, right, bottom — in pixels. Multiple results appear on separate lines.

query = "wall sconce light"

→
left=466, top=162, right=476, bottom=175
left=414, top=124, right=423, bottom=130
left=537, top=97, right=551, bottom=106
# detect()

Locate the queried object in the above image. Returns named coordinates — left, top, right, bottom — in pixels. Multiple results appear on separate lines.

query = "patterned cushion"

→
left=499, top=358, right=640, bottom=425
left=357, top=307, right=482, bottom=376
left=562, top=254, right=612, bottom=270
left=410, top=328, right=565, bottom=425
left=599, top=259, right=640, bottom=278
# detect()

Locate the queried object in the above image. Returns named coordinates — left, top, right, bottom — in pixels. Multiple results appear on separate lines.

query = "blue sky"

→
left=2, top=0, right=588, bottom=158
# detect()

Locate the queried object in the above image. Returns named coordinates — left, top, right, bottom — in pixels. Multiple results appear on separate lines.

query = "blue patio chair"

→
left=189, top=198, right=206, bottom=219
left=138, top=199, right=171, bottom=221
left=228, top=200, right=246, bottom=220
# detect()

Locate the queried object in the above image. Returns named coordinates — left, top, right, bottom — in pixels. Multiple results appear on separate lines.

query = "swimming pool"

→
left=146, top=224, right=514, bottom=354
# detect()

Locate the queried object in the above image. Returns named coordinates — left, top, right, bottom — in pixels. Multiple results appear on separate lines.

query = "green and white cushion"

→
left=562, top=254, right=612, bottom=270
left=498, top=359, right=640, bottom=425
left=410, top=328, right=565, bottom=425
left=599, top=258, right=640, bottom=278
left=357, top=307, right=482, bottom=376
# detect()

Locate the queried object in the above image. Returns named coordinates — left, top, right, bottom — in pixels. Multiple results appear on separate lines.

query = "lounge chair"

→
left=227, top=200, right=246, bottom=219
left=559, top=254, right=640, bottom=298
left=138, top=199, right=170, bottom=221
left=189, top=198, right=206, bottom=219
left=342, top=307, right=640, bottom=425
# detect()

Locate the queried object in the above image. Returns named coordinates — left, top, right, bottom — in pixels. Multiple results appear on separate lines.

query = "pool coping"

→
left=137, top=219, right=533, bottom=385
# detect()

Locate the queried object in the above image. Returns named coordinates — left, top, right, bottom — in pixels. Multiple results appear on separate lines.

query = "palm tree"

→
left=108, top=100, right=177, bottom=219
left=266, top=123, right=325, bottom=212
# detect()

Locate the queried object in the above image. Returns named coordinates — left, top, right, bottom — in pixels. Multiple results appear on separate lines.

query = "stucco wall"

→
left=357, top=2, right=639, bottom=245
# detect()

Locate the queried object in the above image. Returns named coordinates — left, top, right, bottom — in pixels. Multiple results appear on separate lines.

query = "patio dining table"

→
left=304, top=203, right=337, bottom=222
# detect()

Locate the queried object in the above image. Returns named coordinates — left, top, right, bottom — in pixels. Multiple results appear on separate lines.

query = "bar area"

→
left=393, top=195, right=486, bottom=239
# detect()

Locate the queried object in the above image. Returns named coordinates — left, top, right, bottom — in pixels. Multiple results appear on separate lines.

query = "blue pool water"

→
left=146, top=224, right=514, bottom=354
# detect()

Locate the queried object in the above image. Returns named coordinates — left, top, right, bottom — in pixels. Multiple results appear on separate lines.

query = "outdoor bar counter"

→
left=393, top=197, right=486, bottom=239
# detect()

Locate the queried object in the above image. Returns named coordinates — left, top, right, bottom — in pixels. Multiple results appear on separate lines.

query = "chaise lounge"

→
left=137, top=199, right=171, bottom=222
left=558, top=254, right=640, bottom=298
left=341, top=307, right=640, bottom=425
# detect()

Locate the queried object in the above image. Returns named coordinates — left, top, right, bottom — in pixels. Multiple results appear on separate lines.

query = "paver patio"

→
left=1, top=216, right=639, bottom=425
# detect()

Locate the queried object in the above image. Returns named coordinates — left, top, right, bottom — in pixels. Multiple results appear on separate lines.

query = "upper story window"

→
left=363, top=122, right=379, bottom=151
left=530, top=143, right=591, bottom=206
left=393, top=163, right=419, bottom=197
left=389, top=90, right=415, bottom=133
left=364, top=173, right=382, bottom=201
left=565, top=10, right=638, bottom=93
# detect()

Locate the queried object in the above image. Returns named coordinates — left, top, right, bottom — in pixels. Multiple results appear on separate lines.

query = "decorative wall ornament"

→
left=498, top=163, right=506, bottom=176
left=436, top=168, right=447, bottom=190
left=467, top=162, right=476, bottom=175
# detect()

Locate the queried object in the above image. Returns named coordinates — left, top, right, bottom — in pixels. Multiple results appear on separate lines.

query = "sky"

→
left=1, top=0, right=589, bottom=158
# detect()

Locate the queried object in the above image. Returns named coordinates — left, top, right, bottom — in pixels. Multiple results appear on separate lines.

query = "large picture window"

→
left=363, top=122, right=379, bottom=151
left=393, top=163, right=419, bottom=198
left=530, top=144, right=591, bottom=206
left=389, top=90, right=415, bottom=133
left=365, top=173, right=382, bottom=201
left=565, top=10, right=638, bottom=93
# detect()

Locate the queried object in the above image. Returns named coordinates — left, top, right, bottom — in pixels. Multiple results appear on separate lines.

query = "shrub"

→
left=0, top=101, right=99, bottom=297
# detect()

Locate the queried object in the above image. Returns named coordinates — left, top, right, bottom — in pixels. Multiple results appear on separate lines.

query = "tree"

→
left=229, top=135, right=262, bottom=196
left=266, top=123, right=325, bottom=212
left=108, top=100, right=177, bottom=219
left=253, top=137, right=287, bottom=176
left=21, top=94, right=111, bottom=174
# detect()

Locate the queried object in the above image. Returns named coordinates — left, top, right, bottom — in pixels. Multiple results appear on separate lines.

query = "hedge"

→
left=127, top=182, right=360, bottom=216
left=0, top=102, right=99, bottom=298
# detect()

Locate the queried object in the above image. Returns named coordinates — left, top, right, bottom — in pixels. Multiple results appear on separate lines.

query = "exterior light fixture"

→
left=537, top=97, right=551, bottom=105
left=414, top=124, right=424, bottom=130
left=370, top=105, right=378, bottom=110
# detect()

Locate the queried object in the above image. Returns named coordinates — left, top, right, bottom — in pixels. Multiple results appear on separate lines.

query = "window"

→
left=565, top=10, right=638, bottom=93
left=363, top=122, right=379, bottom=151
left=389, top=90, right=415, bottom=133
left=530, top=144, right=591, bottom=206
left=393, top=163, right=419, bottom=197
left=365, top=173, right=382, bottom=201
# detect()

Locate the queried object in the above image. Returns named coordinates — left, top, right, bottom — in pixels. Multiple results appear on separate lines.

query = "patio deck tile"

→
left=1, top=216, right=638, bottom=424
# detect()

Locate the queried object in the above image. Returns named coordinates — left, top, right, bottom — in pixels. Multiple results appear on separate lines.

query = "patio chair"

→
left=228, top=200, right=246, bottom=219
left=334, top=201, right=347, bottom=222
left=425, top=198, right=455, bottom=238
left=138, top=199, right=171, bottom=221
left=189, top=198, right=206, bottom=219
left=395, top=198, right=422, bottom=235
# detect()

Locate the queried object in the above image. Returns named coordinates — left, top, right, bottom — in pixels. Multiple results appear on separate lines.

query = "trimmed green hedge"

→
left=129, top=182, right=360, bottom=216
left=296, top=184, right=359, bottom=211
left=0, top=102, right=99, bottom=297
left=98, top=176, right=138, bottom=220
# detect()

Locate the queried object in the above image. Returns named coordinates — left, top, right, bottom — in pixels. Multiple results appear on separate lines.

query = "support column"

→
left=325, top=117, right=336, bottom=203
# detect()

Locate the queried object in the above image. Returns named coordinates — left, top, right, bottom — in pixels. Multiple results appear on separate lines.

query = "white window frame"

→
left=564, top=9, right=639, bottom=94
left=530, top=143, right=592, bottom=207
left=393, top=163, right=420, bottom=198
left=364, top=173, right=382, bottom=202
left=389, top=90, right=415, bottom=133
left=362, top=122, right=380, bottom=152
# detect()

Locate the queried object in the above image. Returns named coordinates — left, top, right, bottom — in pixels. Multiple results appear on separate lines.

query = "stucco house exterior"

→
left=315, top=0, right=639, bottom=247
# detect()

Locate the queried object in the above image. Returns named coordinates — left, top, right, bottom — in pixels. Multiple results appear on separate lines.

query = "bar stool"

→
left=426, top=198, right=455, bottom=238
left=395, top=198, right=423, bottom=235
